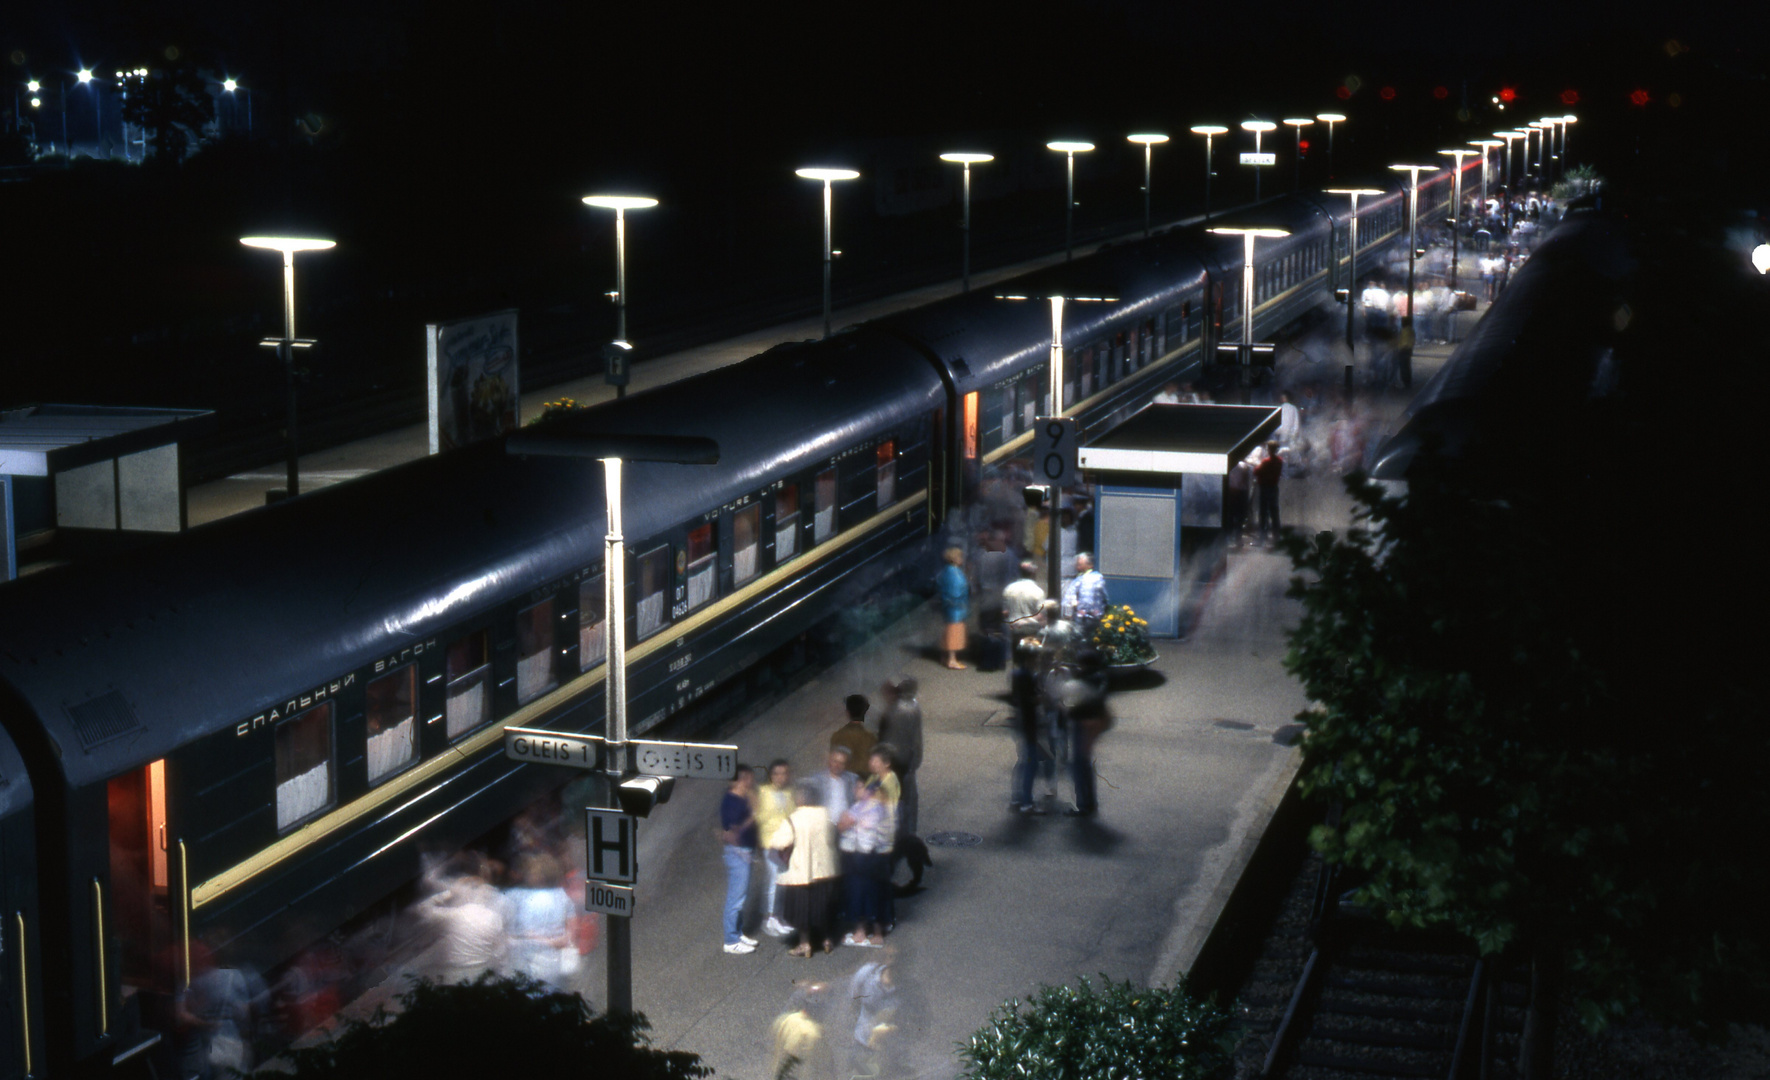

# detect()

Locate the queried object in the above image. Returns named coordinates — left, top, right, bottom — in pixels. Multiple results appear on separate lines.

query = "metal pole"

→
left=1345, top=194, right=1361, bottom=392
left=1064, top=151, right=1075, bottom=260
left=1293, top=127, right=1302, bottom=191
left=60, top=80, right=68, bottom=156
left=821, top=178, right=833, bottom=338
left=1326, top=121, right=1335, bottom=179
left=1450, top=162, right=1463, bottom=291
left=1046, top=298, right=1065, bottom=601
left=961, top=163, right=972, bottom=292
left=1203, top=134, right=1214, bottom=224
left=614, top=208, right=627, bottom=342
left=1142, top=143, right=1153, bottom=237
left=1404, top=177, right=1418, bottom=389
left=602, top=456, right=631, bottom=1015
left=1240, top=233, right=1255, bottom=405
left=282, top=250, right=300, bottom=496
left=1253, top=131, right=1263, bottom=202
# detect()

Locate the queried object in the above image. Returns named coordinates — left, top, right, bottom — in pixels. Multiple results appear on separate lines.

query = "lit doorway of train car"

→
left=107, top=760, right=174, bottom=1000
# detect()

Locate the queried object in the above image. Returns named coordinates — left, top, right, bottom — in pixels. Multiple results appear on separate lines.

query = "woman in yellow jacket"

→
left=769, top=779, right=843, bottom=956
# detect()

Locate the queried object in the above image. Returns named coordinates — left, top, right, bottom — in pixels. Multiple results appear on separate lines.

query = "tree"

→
left=120, top=64, right=213, bottom=163
left=264, top=974, right=711, bottom=1080
left=957, top=977, right=1231, bottom=1080
left=1283, top=450, right=1768, bottom=1032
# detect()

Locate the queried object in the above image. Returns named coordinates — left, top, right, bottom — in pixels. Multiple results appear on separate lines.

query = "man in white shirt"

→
left=1275, top=391, right=1302, bottom=452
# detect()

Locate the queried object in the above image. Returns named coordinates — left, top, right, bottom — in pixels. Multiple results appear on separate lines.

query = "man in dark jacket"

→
left=876, top=677, right=924, bottom=835
left=1253, top=441, right=1284, bottom=543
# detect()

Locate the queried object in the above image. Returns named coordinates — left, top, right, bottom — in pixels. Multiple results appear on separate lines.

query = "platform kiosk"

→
left=1077, top=403, right=1279, bottom=636
left=0, top=404, right=215, bottom=575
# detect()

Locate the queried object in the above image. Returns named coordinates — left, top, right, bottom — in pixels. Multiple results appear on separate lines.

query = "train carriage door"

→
left=106, top=760, right=173, bottom=1012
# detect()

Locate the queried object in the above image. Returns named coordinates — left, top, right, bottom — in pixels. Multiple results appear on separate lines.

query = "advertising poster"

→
left=426, top=310, right=520, bottom=453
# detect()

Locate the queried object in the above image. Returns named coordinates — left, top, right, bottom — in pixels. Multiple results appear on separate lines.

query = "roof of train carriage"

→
left=874, top=228, right=1214, bottom=394
left=0, top=326, right=944, bottom=789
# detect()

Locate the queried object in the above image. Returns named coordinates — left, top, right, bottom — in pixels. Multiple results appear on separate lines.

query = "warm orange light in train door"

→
left=963, top=392, right=979, bottom=459
left=148, top=759, right=168, bottom=889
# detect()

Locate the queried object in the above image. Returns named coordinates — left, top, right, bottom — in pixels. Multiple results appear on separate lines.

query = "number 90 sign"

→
left=1032, top=417, right=1079, bottom=487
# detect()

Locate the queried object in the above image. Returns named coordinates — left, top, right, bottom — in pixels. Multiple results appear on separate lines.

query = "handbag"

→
left=769, top=820, right=796, bottom=869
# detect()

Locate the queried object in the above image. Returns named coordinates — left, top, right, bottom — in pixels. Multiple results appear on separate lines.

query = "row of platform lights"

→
left=20, top=68, right=251, bottom=158
left=236, top=110, right=1580, bottom=496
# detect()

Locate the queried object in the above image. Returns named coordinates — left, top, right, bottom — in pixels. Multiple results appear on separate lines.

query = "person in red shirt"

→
left=1253, top=441, right=1284, bottom=542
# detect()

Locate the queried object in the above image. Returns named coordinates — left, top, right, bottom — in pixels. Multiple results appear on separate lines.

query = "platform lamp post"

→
left=1537, top=117, right=1562, bottom=179
left=1388, top=164, right=1436, bottom=389
left=1240, top=120, right=1277, bottom=202
left=1208, top=227, right=1288, bottom=404
left=940, top=152, right=994, bottom=292
left=503, top=428, right=719, bottom=1017
left=1470, top=139, right=1503, bottom=220
left=1325, top=188, right=1383, bottom=391
left=222, top=78, right=252, bottom=137
left=241, top=236, right=335, bottom=499
left=1282, top=118, right=1313, bottom=191
left=583, top=195, right=659, bottom=397
left=1315, top=113, right=1345, bottom=179
left=995, top=291, right=1118, bottom=599
left=1189, top=125, right=1229, bottom=223
left=1438, top=149, right=1474, bottom=290
left=1046, top=141, right=1094, bottom=259
left=1127, top=133, right=1168, bottom=237
left=75, top=68, right=94, bottom=151
left=1526, top=123, right=1546, bottom=183
left=1560, top=115, right=1577, bottom=173
left=1495, top=131, right=1524, bottom=223
left=795, top=167, right=860, bottom=338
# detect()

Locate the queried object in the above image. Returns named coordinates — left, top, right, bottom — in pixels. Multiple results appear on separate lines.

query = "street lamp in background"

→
left=1438, top=149, right=1474, bottom=290
left=1560, top=115, right=1578, bottom=172
left=502, top=428, right=719, bottom=1017
left=1526, top=123, right=1546, bottom=183
left=1388, top=164, right=1436, bottom=389
left=1282, top=118, right=1313, bottom=190
left=794, top=167, right=860, bottom=338
left=1207, top=226, right=1289, bottom=404
left=1126, top=133, right=1169, bottom=237
left=1240, top=120, right=1277, bottom=202
left=1470, top=140, right=1503, bottom=219
left=241, top=236, right=336, bottom=499
left=995, top=291, right=1118, bottom=599
left=940, top=152, right=993, bottom=292
left=1315, top=113, right=1346, bottom=179
left=222, top=77, right=253, bottom=137
left=583, top=195, right=659, bottom=398
left=75, top=68, right=95, bottom=153
left=1538, top=117, right=1562, bottom=178
left=1189, top=125, right=1229, bottom=223
left=1495, top=131, right=1524, bottom=217
left=1046, top=141, right=1094, bottom=260
left=1325, top=187, right=1383, bottom=391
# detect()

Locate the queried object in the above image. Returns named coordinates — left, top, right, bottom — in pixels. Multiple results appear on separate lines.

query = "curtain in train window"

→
left=579, top=575, right=607, bottom=670
left=515, top=599, right=557, bottom=704
left=875, top=441, right=896, bottom=508
left=775, top=487, right=801, bottom=560
left=733, top=504, right=761, bottom=585
left=813, top=469, right=836, bottom=542
left=445, top=630, right=490, bottom=740
left=365, top=664, right=417, bottom=785
left=275, top=703, right=333, bottom=831
left=637, top=546, right=670, bottom=638
left=685, top=524, right=716, bottom=610
left=1021, top=378, right=1038, bottom=429
left=1000, top=386, right=1015, bottom=444
left=1080, top=347, right=1095, bottom=398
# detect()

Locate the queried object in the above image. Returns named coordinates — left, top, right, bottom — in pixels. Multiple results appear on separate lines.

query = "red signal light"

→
left=1432, top=86, right=1449, bottom=100
left=1498, top=86, right=1516, bottom=103
left=1561, top=88, right=1580, bottom=105
left=1379, top=86, right=1397, bottom=101
left=1629, top=87, right=1651, bottom=106
left=1335, top=85, right=1352, bottom=100
left=1298, top=139, right=1310, bottom=152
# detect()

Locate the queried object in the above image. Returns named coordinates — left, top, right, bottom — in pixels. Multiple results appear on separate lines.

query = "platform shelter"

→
left=1077, top=403, right=1279, bottom=636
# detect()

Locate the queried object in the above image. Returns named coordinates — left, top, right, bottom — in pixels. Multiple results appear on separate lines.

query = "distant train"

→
left=0, top=162, right=1468, bottom=1076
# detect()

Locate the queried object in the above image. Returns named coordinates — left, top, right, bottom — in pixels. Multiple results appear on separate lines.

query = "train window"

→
left=1080, top=348, right=1094, bottom=397
left=578, top=575, right=607, bottom=670
left=775, top=487, right=801, bottom=559
left=637, top=546, right=671, bottom=638
left=1021, top=379, right=1037, bottom=429
left=365, top=664, right=417, bottom=784
left=814, top=469, right=836, bottom=542
left=515, top=599, right=557, bottom=704
left=875, top=441, right=896, bottom=508
left=1001, top=387, right=1015, bottom=444
left=686, top=524, right=716, bottom=610
left=445, top=631, right=491, bottom=740
left=275, top=702, right=334, bottom=831
left=733, top=504, right=762, bottom=585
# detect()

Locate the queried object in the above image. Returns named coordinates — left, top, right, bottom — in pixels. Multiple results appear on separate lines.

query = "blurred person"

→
left=1061, top=553, right=1108, bottom=636
left=504, top=851, right=573, bottom=988
left=818, top=746, right=859, bottom=829
left=1063, top=651, right=1113, bottom=816
left=1153, top=381, right=1181, bottom=404
left=1074, top=496, right=1096, bottom=554
left=1181, top=381, right=1206, bottom=404
left=720, top=765, right=761, bottom=954
left=176, top=936, right=252, bottom=1080
left=1036, top=599, right=1080, bottom=802
left=839, top=753, right=897, bottom=947
left=1360, top=279, right=1390, bottom=342
left=414, top=858, right=510, bottom=985
left=756, top=759, right=797, bottom=938
left=1009, top=602, right=1050, bottom=814
left=864, top=746, right=901, bottom=933
left=935, top=546, right=971, bottom=669
left=876, top=677, right=924, bottom=836
left=1002, top=560, right=1045, bottom=644
left=829, top=694, right=877, bottom=781
left=770, top=779, right=843, bottom=957
left=770, top=982, right=836, bottom=1080
left=1225, top=456, right=1252, bottom=546
left=973, top=529, right=1012, bottom=671
left=1254, top=440, right=1284, bottom=542
left=1057, top=508, right=1079, bottom=593
left=1275, top=391, right=1302, bottom=451
left=848, top=945, right=902, bottom=1079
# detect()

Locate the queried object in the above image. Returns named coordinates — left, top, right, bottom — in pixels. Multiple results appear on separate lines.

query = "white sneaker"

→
left=739, top=933, right=759, bottom=947
left=724, top=941, right=756, bottom=955
left=764, top=917, right=792, bottom=937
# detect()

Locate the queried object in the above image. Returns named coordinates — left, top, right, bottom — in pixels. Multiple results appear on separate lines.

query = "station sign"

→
left=632, top=739, right=740, bottom=780
left=586, top=808, right=639, bottom=884
left=505, top=727, right=603, bottom=768
left=584, top=881, right=635, bottom=916
left=1032, top=417, right=1080, bottom=488
left=1239, top=152, right=1276, bottom=166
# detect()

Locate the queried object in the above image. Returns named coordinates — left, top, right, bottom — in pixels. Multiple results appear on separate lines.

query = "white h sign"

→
left=586, top=809, right=638, bottom=884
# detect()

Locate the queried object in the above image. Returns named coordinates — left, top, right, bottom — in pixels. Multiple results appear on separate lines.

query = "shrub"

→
left=957, top=976, right=1231, bottom=1080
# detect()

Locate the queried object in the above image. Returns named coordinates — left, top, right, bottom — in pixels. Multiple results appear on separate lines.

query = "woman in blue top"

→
left=935, top=546, right=970, bottom=670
